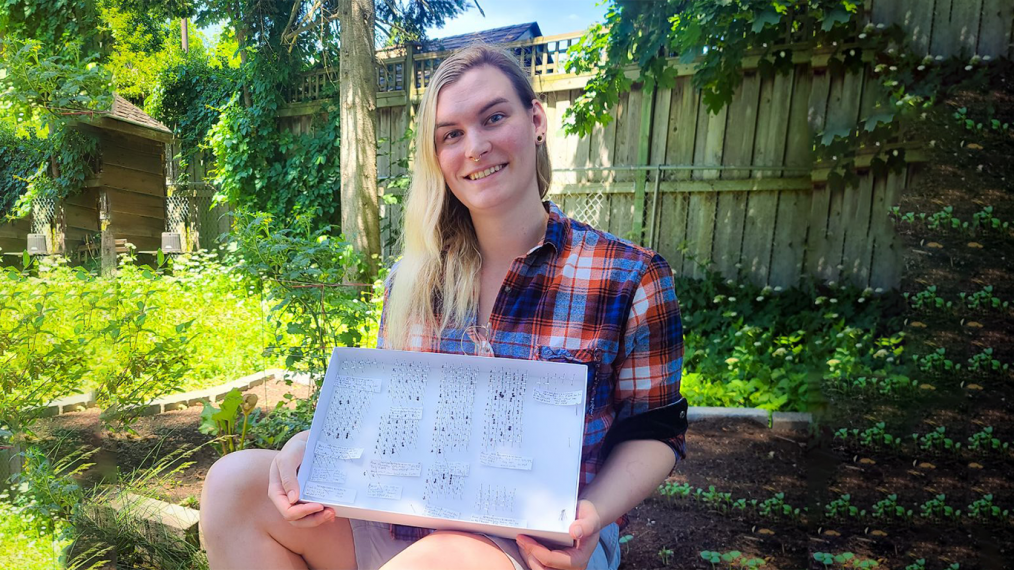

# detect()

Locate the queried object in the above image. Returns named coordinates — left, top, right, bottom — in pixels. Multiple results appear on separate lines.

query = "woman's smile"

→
left=466, top=163, right=507, bottom=181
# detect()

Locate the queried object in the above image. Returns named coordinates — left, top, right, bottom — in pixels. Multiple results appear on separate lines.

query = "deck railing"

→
left=285, top=31, right=585, bottom=104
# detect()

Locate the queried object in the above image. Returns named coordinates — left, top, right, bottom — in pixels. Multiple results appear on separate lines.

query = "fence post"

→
left=632, top=84, right=656, bottom=246
left=0, top=429, right=21, bottom=490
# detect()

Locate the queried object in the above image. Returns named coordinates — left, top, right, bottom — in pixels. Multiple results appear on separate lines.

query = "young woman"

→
left=200, top=45, right=687, bottom=570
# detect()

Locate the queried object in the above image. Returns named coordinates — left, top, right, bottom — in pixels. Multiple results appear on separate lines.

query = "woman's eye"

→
left=487, top=113, right=506, bottom=125
left=443, top=130, right=462, bottom=142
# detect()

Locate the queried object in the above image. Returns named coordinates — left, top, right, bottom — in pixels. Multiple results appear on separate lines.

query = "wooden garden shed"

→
left=69, top=94, right=173, bottom=263
left=0, top=94, right=174, bottom=268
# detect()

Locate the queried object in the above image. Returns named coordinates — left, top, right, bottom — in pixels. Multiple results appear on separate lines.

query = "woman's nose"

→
left=466, top=134, right=492, bottom=162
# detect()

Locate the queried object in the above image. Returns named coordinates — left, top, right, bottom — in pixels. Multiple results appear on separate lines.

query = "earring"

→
left=536, top=134, right=544, bottom=144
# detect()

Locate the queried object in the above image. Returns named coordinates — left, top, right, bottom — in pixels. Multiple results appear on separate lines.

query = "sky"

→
left=429, top=0, right=607, bottom=39
left=199, top=1, right=606, bottom=46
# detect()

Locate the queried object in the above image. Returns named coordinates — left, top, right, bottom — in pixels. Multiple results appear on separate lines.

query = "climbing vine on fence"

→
left=564, top=0, right=1007, bottom=192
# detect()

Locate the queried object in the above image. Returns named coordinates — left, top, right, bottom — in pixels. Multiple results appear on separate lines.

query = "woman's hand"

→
left=515, top=499, right=602, bottom=570
left=266, top=430, right=337, bottom=527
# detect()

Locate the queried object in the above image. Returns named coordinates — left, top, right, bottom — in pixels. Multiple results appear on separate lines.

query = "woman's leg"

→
left=380, top=530, right=520, bottom=570
left=200, top=449, right=357, bottom=570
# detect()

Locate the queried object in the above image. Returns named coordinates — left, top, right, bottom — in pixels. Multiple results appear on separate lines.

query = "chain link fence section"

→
left=570, top=191, right=606, bottom=228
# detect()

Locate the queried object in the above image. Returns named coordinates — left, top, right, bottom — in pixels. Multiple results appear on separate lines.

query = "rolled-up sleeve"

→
left=601, top=253, right=687, bottom=472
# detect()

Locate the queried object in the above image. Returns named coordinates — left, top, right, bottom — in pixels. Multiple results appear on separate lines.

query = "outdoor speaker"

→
left=161, top=232, right=183, bottom=253
left=27, top=234, right=48, bottom=255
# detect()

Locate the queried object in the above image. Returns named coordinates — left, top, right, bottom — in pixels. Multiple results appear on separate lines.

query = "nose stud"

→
left=471, top=156, right=481, bottom=162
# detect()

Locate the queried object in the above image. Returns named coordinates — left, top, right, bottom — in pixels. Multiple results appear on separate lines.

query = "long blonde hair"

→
left=384, top=45, right=553, bottom=350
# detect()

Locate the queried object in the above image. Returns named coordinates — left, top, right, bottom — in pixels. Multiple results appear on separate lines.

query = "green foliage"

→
left=676, top=266, right=906, bottom=411
left=145, top=27, right=237, bottom=173
left=0, top=124, right=46, bottom=218
left=248, top=394, right=315, bottom=449
left=564, top=0, right=862, bottom=136
left=814, top=552, right=879, bottom=569
left=701, top=550, right=767, bottom=569
left=208, top=62, right=344, bottom=224
left=199, top=388, right=259, bottom=456
left=0, top=252, right=271, bottom=434
left=229, top=210, right=378, bottom=387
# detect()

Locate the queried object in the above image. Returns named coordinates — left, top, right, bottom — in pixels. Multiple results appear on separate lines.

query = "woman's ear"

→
left=531, top=97, right=547, bottom=141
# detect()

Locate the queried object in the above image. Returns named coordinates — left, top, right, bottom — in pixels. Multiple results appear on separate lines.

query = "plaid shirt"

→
left=379, top=201, right=687, bottom=540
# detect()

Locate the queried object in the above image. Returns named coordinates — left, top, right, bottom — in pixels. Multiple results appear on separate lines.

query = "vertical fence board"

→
left=742, top=190, right=780, bottom=285
left=658, top=192, right=690, bottom=275
left=686, top=192, right=717, bottom=279
left=551, top=92, right=578, bottom=186
left=753, top=71, right=793, bottom=178
left=609, top=192, right=636, bottom=241
left=574, top=89, right=593, bottom=182
left=931, top=0, right=958, bottom=57
left=826, top=182, right=850, bottom=283
left=845, top=173, right=877, bottom=286
left=617, top=88, right=643, bottom=183
left=694, top=103, right=728, bottom=180
left=978, top=0, right=1014, bottom=57
left=785, top=67, right=813, bottom=170
left=951, top=0, right=983, bottom=57
left=666, top=77, right=700, bottom=181
left=651, top=87, right=673, bottom=166
left=768, top=189, right=811, bottom=287
left=711, top=192, right=747, bottom=279
left=722, top=72, right=761, bottom=180
left=896, top=0, right=936, bottom=55
left=869, top=170, right=906, bottom=289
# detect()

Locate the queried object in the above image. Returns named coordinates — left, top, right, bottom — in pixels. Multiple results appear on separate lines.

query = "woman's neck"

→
left=471, top=195, right=549, bottom=266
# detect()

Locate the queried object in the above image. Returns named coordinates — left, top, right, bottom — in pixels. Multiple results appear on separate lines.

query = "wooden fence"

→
left=237, top=0, right=1014, bottom=289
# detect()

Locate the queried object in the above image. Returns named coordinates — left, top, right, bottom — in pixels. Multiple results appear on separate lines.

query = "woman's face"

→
left=433, top=65, right=546, bottom=215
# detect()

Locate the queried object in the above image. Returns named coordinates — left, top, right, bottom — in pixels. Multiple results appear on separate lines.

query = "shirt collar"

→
left=523, top=200, right=568, bottom=258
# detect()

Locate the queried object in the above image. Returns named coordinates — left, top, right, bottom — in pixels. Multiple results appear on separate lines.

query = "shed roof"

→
left=104, top=94, right=172, bottom=136
left=420, top=22, right=543, bottom=53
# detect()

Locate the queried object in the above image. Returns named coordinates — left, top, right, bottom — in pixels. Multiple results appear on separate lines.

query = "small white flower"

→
left=935, top=55, right=944, bottom=61
left=830, top=298, right=838, bottom=304
left=832, top=41, right=838, bottom=46
left=929, top=140, right=936, bottom=148
left=725, top=357, right=740, bottom=365
left=983, top=55, right=992, bottom=62
left=756, top=296, right=764, bottom=302
left=876, top=23, right=885, bottom=29
left=874, top=349, right=889, bottom=358
left=917, top=65, right=926, bottom=71
left=780, top=50, right=786, bottom=57
left=754, top=342, right=762, bottom=347
left=735, top=331, right=743, bottom=337
left=858, top=33, right=867, bottom=39
left=892, top=149, right=899, bottom=156
left=836, top=332, right=845, bottom=339
left=729, top=297, right=737, bottom=302
left=874, top=288, right=884, bottom=294
left=889, top=66, right=897, bottom=71
left=734, top=263, right=743, bottom=269
left=762, top=43, right=768, bottom=48
left=828, top=281, right=837, bottom=287
left=858, top=297, right=866, bottom=303
left=832, top=155, right=838, bottom=160
left=785, top=355, right=793, bottom=361
left=773, top=286, right=783, bottom=293
left=849, top=49, right=856, bottom=56
left=965, top=65, right=973, bottom=71
left=727, top=279, right=735, bottom=285
left=886, top=357, right=895, bottom=363
left=827, top=359, right=841, bottom=367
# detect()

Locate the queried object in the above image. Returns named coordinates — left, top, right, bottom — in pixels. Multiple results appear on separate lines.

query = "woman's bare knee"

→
left=383, top=531, right=515, bottom=570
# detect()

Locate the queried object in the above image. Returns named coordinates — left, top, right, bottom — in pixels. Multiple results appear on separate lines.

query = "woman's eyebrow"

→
left=435, top=97, right=510, bottom=129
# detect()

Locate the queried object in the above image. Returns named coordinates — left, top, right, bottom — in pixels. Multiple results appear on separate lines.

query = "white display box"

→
left=298, top=347, right=588, bottom=545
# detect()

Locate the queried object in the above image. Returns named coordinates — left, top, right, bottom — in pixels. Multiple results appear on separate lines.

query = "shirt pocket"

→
left=535, top=345, right=607, bottom=414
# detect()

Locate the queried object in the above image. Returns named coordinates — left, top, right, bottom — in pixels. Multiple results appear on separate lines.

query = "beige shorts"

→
left=349, top=519, right=621, bottom=570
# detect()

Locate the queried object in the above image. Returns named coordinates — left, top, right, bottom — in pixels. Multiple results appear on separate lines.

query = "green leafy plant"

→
left=966, top=494, right=1010, bottom=522
left=919, top=494, right=961, bottom=521
left=915, top=427, right=960, bottom=453
left=814, top=552, right=880, bottom=569
left=871, top=493, right=913, bottom=521
left=966, top=426, right=1009, bottom=454
left=199, top=388, right=260, bottom=456
left=658, top=546, right=674, bottom=566
left=701, top=550, right=766, bottom=569
left=618, top=534, right=634, bottom=556
left=824, top=493, right=865, bottom=520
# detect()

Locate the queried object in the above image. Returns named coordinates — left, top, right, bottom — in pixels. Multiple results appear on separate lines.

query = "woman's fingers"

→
left=276, top=439, right=307, bottom=503
left=267, top=454, right=333, bottom=527
left=516, top=534, right=581, bottom=570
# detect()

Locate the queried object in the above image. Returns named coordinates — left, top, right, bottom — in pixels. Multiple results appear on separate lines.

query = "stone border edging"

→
left=37, top=370, right=813, bottom=430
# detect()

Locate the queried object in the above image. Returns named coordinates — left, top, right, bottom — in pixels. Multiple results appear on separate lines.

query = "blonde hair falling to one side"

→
left=383, top=45, right=553, bottom=350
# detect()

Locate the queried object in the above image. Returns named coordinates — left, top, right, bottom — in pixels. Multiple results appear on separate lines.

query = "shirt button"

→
left=505, top=286, right=512, bottom=293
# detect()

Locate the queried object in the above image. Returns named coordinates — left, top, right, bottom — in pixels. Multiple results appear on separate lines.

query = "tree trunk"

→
left=338, top=0, right=381, bottom=275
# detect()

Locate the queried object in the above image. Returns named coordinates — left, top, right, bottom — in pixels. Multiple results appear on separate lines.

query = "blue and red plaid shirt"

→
left=379, top=201, right=687, bottom=540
